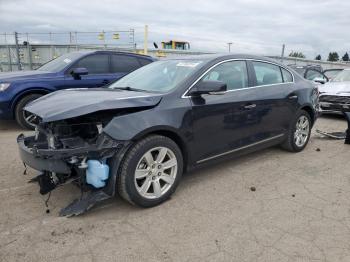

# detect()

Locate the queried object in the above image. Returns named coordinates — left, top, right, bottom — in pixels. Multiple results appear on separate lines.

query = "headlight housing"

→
left=0, top=83, right=10, bottom=91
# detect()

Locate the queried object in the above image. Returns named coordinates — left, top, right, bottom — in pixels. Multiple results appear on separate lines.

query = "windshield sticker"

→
left=63, top=58, right=72, bottom=64
left=176, top=62, right=201, bottom=67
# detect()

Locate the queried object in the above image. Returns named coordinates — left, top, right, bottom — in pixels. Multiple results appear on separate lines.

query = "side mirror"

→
left=313, top=77, right=327, bottom=84
left=71, top=67, right=88, bottom=79
left=190, top=80, right=227, bottom=96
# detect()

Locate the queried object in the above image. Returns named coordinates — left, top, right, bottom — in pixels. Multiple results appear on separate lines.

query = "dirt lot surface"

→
left=0, top=116, right=350, bottom=262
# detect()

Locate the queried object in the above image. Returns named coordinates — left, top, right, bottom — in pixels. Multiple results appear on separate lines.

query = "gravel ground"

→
left=0, top=116, right=350, bottom=262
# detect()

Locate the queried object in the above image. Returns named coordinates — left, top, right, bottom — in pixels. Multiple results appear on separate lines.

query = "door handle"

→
left=243, top=104, right=256, bottom=109
left=288, top=94, right=298, bottom=99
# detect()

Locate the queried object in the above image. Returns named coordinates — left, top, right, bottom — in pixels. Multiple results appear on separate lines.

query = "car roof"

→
left=68, top=50, right=155, bottom=60
left=165, top=53, right=282, bottom=64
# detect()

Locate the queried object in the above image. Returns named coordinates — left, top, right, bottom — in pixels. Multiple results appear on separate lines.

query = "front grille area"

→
left=319, top=95, right=350, bottom=104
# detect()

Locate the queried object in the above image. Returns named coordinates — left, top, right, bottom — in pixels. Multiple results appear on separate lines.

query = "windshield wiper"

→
left=112, top=86, right=149, bottom=92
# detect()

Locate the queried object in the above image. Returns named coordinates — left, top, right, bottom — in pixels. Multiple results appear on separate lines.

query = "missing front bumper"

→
left=17, top=132, right=128, bottom=216
left=17, top=134, right=71, bottom=173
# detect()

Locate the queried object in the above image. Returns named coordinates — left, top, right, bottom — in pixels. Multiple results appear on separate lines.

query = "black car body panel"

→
left=17, top=54, right=318, bottom=215
left=24, top=88, right=162, bottom=122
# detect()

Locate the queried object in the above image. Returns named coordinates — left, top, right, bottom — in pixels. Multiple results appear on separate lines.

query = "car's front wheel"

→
left=15, top=94, right=42, bottom=130
left=117, top=135, right=183, bottom=207
left=281, top=109, right=312, bottom=152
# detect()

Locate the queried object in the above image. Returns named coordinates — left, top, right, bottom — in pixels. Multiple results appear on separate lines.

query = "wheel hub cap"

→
left=294, top=115, right=310, bottom=147
left=134, top=147, right=178, bottom=199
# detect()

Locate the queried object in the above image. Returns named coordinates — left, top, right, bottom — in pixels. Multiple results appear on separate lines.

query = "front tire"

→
left=117, top=135, right=183, bottom=207
left=281, top=110, right=311, bottom=152
left=15, top=94, right=42, bottom=130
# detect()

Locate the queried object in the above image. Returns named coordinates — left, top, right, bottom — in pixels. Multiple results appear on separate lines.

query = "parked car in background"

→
left=17, top=54, right=318, bottom=215
left=323, top=68, right=343, bottom=81
left=289, top=64, right=328, bottom=84
left=0, top=51, right=156, bottom=129
left=319, top=68, right=350, bottom=114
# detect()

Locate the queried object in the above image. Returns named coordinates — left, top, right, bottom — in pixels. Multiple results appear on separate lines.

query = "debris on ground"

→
left=316, top=130, right=345, bottom=139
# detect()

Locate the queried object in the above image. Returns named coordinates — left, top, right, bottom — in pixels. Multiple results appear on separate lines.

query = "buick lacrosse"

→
left=17, top=54, right=318, bottom=215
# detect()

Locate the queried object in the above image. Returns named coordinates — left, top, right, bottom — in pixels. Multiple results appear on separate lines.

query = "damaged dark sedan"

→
left=17, top=54, right=318, bottom=216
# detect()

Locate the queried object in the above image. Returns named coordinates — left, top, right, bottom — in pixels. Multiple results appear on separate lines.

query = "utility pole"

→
left=26, top=33, right=33, bottom=70
left=5, top=33, right=12, bottom=71
left=75, top=31, right=78, bottom=51
left=227, top=42, right=233, bottom=52
left=281, top=44, right=285, bottom=63
left=130, top=28, right=135, bottom=51
left=14, top=32, right=21, bottom=70
left=144, top=25, right=148, bottom=55
left=49, top=32, right=54, bottom=58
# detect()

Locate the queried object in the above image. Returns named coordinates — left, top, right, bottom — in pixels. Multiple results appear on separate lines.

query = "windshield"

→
left=37, top=52, right=83, bottom=72
left=109, top=59, right=204, bottom=93
left=332, top=70, right=350, bottom=82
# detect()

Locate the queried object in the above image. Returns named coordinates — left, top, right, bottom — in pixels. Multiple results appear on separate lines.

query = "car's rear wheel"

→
left=15, top=94, right=42, bottom=130
left=281, top=110, right=311, bottom=152
left=117, top=135, right=183, bottom=207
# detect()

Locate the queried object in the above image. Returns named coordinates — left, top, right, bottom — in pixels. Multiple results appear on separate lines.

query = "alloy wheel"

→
left=22, top=110, right=38, bottom=128
left=134, top=147, right=178, bottom=199
left=294, top=115, right=310, bottom=147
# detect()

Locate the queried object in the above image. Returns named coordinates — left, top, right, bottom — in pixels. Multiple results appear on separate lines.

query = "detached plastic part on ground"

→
left=316, top=112, right=350, bottom=144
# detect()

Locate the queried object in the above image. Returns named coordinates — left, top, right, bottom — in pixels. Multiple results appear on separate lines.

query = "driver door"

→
left=189, top=60, right=264, bottom=163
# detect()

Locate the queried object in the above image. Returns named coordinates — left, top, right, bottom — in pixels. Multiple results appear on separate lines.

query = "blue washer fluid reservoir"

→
left=86, top=160, right=110, bottom=188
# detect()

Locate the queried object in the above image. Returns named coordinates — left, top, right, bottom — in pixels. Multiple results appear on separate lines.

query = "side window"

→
left=305, top=69, right=326, bottom=81
left=111, top=55, right=141, bottom=73
left=281, top=68, right=293, bottom=82
left=75, top=54, right=109, bottom=74
left=138, top=58, right=152, bottom=66
left=201, top=61, right=248, bottom=90
left=252, top=62, right=283, bottom=85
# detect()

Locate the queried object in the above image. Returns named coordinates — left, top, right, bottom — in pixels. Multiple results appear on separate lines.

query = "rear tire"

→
left=15, top=94, right=42, bottom=130
left=281, top=109, right=311, bottom=152
left=116, top=135, right=183, bottom=207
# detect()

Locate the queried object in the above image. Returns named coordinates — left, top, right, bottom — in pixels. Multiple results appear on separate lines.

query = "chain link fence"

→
left=0, top=30, right=136, bottom=71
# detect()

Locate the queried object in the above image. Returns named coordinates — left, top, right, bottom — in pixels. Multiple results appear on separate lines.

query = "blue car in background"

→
left=0, top=50, right=156, bottom=129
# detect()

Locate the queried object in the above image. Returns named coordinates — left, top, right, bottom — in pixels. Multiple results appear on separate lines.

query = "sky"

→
left=0, top=0, right=349, bottom=59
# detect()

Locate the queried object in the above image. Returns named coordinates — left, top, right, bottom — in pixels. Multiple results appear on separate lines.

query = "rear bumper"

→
left=17, top=134, right=71, bottom=173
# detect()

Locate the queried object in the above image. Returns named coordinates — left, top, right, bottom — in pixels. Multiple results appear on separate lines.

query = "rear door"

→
left=63, top=54, right=115, bottom=89
left=190, top=60, right=267, bottom=163
left=249, top=60, right=297, bottom=136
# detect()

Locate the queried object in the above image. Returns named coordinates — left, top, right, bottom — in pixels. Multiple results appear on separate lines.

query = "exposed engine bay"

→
left=17, top=112, right=130, bottom=216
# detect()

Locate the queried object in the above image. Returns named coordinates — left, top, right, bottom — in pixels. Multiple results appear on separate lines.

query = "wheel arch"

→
left=300, top=104, right=316, bottom=127
left=133, top=127, right=189, bottom=172
left=11, top=88, right=51, bottom=115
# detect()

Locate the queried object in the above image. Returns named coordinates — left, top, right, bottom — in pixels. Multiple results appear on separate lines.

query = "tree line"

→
left=288, top=51, right=349, bottom=62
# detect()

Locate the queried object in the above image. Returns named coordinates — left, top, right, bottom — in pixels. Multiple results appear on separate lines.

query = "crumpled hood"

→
left=318, top=81, right=350, bottom=95
left=0, top=70, right=55, bottom=82
left=25, top=88, right=162, bottom=122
